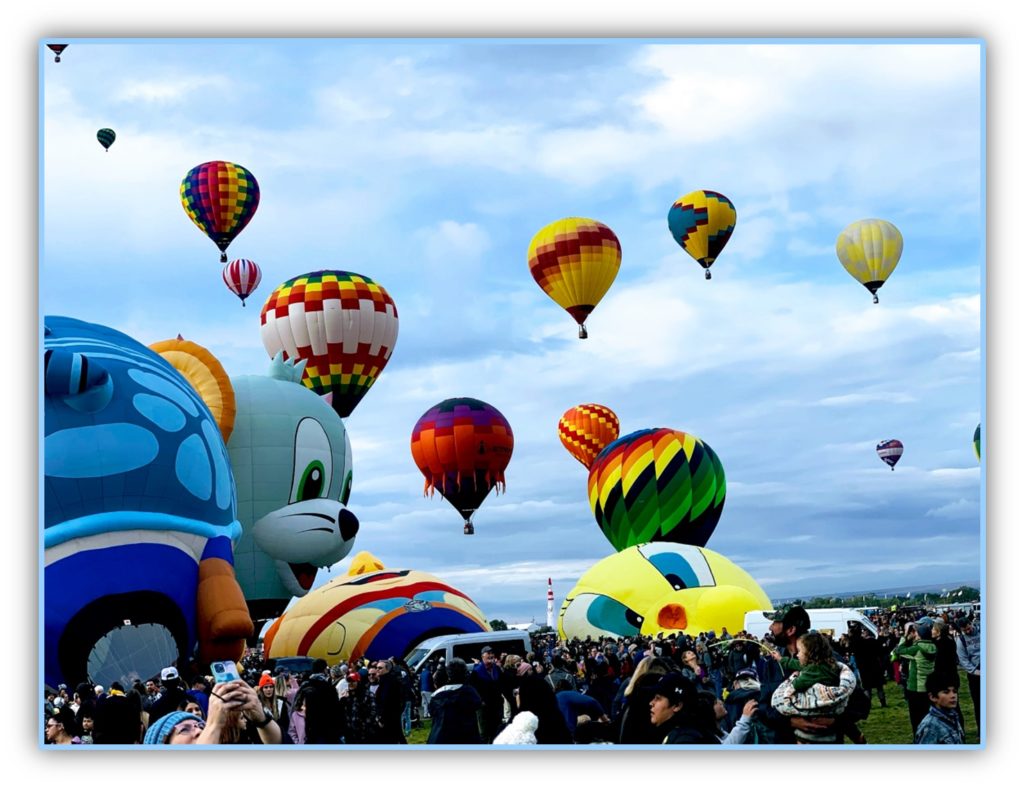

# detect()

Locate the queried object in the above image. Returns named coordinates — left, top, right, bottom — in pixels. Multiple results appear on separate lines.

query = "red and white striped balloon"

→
left=223, top=258, right=262, bottom=306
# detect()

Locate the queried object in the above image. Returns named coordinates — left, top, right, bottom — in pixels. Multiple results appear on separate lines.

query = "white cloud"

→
left=925, top=498, right=978, bottom=519
left=816, top=392, right=917, bottom=406
left=114, top=75, right=232, bottom=103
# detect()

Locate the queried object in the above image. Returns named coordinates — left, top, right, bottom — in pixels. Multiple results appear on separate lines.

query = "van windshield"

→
left=406, top=647, right=431, bottom=668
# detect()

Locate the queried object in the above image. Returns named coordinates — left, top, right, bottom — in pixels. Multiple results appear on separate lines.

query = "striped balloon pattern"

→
left=260, top=270, right=398, bottom=418
left=411, top=397, right=514, bottom=534
left=876, top=439, right=904, bottom=470
left=96, top=128, right=116, bottom=152
left=667, top=190, right=736, bottom=279
left=836, top=219, right=903, bottom=303
left=527, top=217, right=621, bottom=339
left=558, top=403, right=620, bottom=469
left=222, top=258, right=263, bottom=306
left=180, top=161, right=260, bottom=262
left=973, top=424, right=981, bottom=462
left=588, top=428, right=727, bottom=551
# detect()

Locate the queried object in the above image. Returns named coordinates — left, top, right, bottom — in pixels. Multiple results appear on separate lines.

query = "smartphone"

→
left=211, top=661, right=241, bottom=684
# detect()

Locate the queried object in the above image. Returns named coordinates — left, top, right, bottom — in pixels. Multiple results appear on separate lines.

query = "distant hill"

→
left=771, top=579, right=980, bottom=606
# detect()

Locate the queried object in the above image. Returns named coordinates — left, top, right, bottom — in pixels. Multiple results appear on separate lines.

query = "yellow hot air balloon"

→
left=835, top=219, right=904, bottom=303
left=527, top=217, right=621, bottom=339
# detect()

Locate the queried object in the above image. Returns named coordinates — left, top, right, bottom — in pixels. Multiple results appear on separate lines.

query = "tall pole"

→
left=547, top=577, right=555, bottom=629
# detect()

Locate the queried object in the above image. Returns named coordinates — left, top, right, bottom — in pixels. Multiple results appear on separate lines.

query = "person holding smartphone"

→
left=199, top=679, right=282, bottom=744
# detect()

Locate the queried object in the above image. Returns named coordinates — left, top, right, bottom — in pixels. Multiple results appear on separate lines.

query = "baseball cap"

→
left=782, top=606, right=811, bottom=633
left=735, top=667, right=759, bottom=682
left=652, top=672, right=696, bottom=704
left=161, top=667, right=179, bottom=682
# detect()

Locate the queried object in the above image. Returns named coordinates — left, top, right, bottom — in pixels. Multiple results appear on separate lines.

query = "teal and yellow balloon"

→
left=973, top=423, right=981, bottom=463
left=667, top=189, right=737, bottom=280
left=558, top=543, right=771, bottom=640
left=836, top=218, right=903, bottom=303
left=588, top=428, right=726, bottom=551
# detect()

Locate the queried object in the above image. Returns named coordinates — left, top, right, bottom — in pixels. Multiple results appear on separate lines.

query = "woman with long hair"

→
left=614, top=655, right=674, bottom=744
left=503, top=673, right=572, bottom=744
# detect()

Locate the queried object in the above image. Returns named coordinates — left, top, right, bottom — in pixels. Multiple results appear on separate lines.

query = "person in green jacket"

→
left=891, top=621, right=937, bottom=736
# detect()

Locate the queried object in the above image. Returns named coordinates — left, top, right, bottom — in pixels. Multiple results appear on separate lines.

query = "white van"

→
left=743, top=608, right=879, bottom=641
left=404, top=630, right=532, bottom=674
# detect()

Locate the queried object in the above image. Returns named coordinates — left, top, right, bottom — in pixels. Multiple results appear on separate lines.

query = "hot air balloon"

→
left=410, top=397, right=514, bottom=535
left=558, top=403, right=619, bottom=469
left=96, top=128, right=116, bottom=152
left=223, top=258, right=262, bottom=306
left=588, top=428, right=726, bottom=551
left=260, top=270, right=398, bottom=419
left=667, top=190, right=737, bottom=280
left=47, top=44, right=67, bottom=63
left=180, top=161, right=260, bottom=263
left=836, top=219, right=903, bottom=303
left=876, top=439, right=904, bottom=470
left=527, top=217, right=621, bottom=339
left=973, top=424, right=981, bottom=463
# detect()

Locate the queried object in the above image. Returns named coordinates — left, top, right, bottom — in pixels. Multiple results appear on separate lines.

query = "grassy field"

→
left=405, top=672, right=980, bottom=746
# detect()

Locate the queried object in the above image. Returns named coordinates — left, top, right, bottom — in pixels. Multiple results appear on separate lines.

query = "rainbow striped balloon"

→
left=588, top=428, right=726, bottom=551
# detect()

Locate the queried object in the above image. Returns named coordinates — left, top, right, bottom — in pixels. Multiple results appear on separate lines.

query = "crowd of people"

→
left=43, top=605, right=981, bottom=747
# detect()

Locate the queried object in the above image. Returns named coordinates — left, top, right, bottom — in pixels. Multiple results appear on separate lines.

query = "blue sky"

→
left=41, top=39, right=983, bottom=624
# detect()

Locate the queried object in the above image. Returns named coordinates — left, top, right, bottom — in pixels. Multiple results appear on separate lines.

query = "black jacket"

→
left=428, top=684, right=483, bottom=744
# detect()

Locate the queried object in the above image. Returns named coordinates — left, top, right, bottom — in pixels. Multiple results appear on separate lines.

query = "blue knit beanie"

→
left=143, top=711, right=203, bottom=745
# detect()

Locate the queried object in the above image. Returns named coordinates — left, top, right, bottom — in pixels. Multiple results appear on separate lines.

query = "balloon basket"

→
left=705, top=270, right=712, bottom=280
left=578, top=325, right=588, bottom=340
left=873, top=294, right=879, bottom=304
left=220, top=253, right=228, bottom=263
left=463, top=522, right=475, bottom=535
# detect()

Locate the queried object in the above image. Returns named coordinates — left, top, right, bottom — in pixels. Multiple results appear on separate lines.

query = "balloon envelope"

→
left=96, top=128, right=116, bottom=151
left=876, top=439, right=904, bottom=469
left=180, top=161, right=260, bottom=262
left=667, top=189, right=737, bottom=279
left=47, top=44, right=67, bottom=62
left=836, top=219, right=903, bottom=303
left=527, top=217, right=621, bottom=338
left=973, top=424, right=981, bottom=462
left=588, top=428, right=726, bottom=551
left=559, top=543, right=770, bottom=640
left=558, top=403, right=619, bottom=469
left=223, top=258, right=262, bottom=306
left=410, top=397, right=514, bottom=533
left=259, top=270, right=399, bottom=418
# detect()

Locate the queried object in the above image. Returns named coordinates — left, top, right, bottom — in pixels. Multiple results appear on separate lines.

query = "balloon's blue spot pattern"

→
left=128, top=368, right=200, bottom=417
left=176, top=434, right=213, bottom=501
left=132, top=393, right=187, bottom=432
left=202, top=419, right=232, bottom=510
left=45, top=424, right=159, bottom=478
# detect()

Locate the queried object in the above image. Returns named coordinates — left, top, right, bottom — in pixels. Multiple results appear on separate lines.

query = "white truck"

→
left=744, top=608, right=879, bottom=640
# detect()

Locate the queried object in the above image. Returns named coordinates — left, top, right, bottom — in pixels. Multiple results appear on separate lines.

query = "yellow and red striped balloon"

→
left=527, top=217, right=621, bottom=339
left=558, top=403, right=620, bottom=469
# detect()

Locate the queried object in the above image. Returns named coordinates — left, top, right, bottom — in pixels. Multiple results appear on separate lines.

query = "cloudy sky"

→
left=41, top=39, right=983, bottom=624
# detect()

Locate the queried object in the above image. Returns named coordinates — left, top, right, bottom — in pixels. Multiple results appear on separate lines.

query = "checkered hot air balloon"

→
left=410, top=397, right=514, bottom=535
left=876, top=439, right=904, bottom=470
left=47, top=44, right=67, bottom=63
left=259, top=270, right=398, bottom=418
left=180, top=161, right=260, bottom=263
left=667, top=190, right=737, bottom=280
left=558, top=403, right=620, bottom=469
left=96, top=128, right=116, bottom=152
left=222, top=258, right=262, bottom=306
left=836, top=219, right=903, bottom=304
left=588, top=428, right=727, bottom=551
left=528, top=217, right=621, bottom=339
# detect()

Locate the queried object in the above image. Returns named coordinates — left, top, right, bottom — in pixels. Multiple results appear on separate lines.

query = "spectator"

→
left=914, top=672, right=965, bottom=745
left=469, top=646, right=504, bottom=743
left=891, top=620, right=938, bottom=735
left=143, top=711, right=205, bottom=745
left=509, top=674, right=572, bottom=744
left=554, top=678, right=609, bottom=738
left=373, top=659, right=407, bottom=744
left=955, top=616, right=981, bottom=729
left=427, top=657, right=483, bottom=744
left=648, top=672, right=719, bottom=744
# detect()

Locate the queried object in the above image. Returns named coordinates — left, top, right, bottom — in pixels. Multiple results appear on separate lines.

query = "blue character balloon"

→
left=43, top=317, right=253, bottom=690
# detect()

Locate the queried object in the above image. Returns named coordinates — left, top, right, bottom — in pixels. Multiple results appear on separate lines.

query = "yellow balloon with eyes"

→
left=558, top=543, right=771, bottom=640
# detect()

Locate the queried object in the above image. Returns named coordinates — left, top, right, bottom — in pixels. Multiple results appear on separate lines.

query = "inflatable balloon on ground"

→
left=527, top=217, right=621, bottom=339
left=836, top=219, right=903, bottom=303
left=410, top=397, right=514, bottom=535
left=588, top=428, right=726, bottom=551
left=260, top=270, right=398, bottom=419
left=973, top=424, right=981, bottom=463
left=148, top=336, right=236, bottom=443
left=263, top=551, right=489, bottom=666
left=667, top=189, right=737, bottom=280
left=223, top=258, right=262, bottom=306
left=44, top=317, right=252, bottom=690
left=154, top=340, right=360, bottom=623
left=96, top=128, right=116, bottom=152
left=558, top=543, right=771, bottom=640
left=180, top=161, right=260, bottom=263
left=876, top=439, right=903, bottom=470
left=558, top=403, right=619, bottom=469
